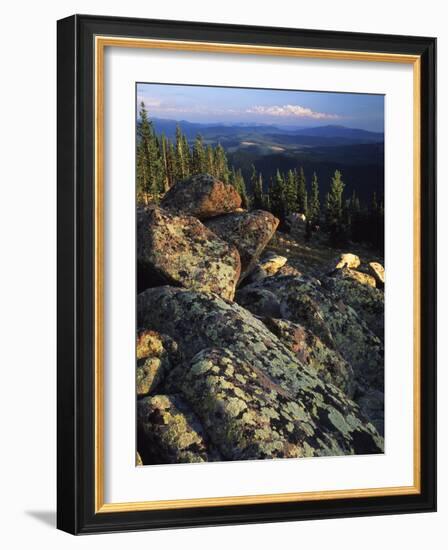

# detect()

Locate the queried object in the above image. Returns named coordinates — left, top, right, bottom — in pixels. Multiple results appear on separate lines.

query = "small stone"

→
left=369, top=261, right=385, bottom=288
left=335, top=253, right=361, bottom=270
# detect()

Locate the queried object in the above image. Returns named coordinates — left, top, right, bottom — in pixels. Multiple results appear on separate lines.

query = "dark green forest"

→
left=137, top=102, right=384, bottom=251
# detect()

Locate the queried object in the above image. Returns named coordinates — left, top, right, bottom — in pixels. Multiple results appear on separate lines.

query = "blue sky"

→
left=137, top=83, right=384, bottom=132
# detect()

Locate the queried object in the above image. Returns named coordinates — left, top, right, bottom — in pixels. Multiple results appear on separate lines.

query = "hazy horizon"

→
left=137, top=83, right=385, bottom=133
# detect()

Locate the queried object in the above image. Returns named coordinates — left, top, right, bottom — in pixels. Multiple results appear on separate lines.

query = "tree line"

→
left=137, top=102, right=384, bottom=251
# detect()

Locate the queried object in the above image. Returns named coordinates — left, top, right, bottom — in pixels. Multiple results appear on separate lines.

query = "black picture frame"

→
left=57, top=14, right=436, bottom=534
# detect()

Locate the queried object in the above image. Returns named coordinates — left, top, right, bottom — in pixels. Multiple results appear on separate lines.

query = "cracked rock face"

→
left=161, top=174, right=242, bottom=219
left=261, top=317, right=355, bottom=398
left=137, top=206, right=241, bottom=300
left=205, top=210, right=279, bottom=281
left=137, top=286, right=383, bottom=457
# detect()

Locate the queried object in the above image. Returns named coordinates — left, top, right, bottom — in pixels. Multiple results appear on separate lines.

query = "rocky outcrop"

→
left=261, top=317, right=355, bottom=397
left=236, top=275, right=384, bottom=433
left=135, top=174, right=385, bottom=462
left=137, top=206, right=241, bottom=299
left=161, top=174, right=242, bottom=219
left=205, top=210, right=279, bottom=280
left=137, top=394, right=215, bottom=464
left=138, top=286, right=383, bottom=455
left=136, top=330, right=179, bottom=397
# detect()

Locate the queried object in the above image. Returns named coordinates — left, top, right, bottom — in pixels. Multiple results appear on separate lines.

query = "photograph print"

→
left=135, top=83, right=385, bottom=466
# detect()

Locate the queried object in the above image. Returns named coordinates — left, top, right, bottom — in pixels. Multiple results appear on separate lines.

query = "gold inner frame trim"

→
left=94, top=35, right=422, bottom=513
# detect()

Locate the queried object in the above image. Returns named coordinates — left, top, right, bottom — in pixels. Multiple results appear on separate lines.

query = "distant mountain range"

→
left=150, top=118, right=384, bottom=146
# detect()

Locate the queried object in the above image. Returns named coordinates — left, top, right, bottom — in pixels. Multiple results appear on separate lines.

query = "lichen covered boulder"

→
left=137, top=206, right=241, bottom=299
left=138, top=286, right=383, bottom=455
left=137, top=394, right=215, bottom=464
left=206, top=210, right=279, bottom=281
left=161, top=174, right=242, bottom=219
left=261, top=317, right=355, bottom=397
left=136, top=330, right=179, bottom=397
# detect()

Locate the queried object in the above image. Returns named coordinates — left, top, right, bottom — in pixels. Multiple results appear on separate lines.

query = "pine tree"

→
left=165, top=141, right=177, bottom=188
left=296, top=167, right=308, bottom=217
left=213, top=143, right=230, bottom=183
left=269, top=170, right=287, bottom=222
left=251, top=165, right=264, bottom=210
left=159, top=134, right=170, bottom=193
left=192, top=134, right=206, bottom=174
left=205, top=144, right=215, bottom=175
left=325, top=170, right=347, bottom=246
left=309, top=172, right=321, bottom=226
left=233, top=169, right=249, bottom=208
left=284, top=169, right=298, bottom=214
left=175, top=125, right=190, bottom=180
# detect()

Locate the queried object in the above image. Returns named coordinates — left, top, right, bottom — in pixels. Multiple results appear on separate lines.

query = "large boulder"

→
left=138, top=286, right=383, bottom=456
left=137, top=206, right=241, bottom=300
left=206, top=210, right=279, bottom=281
left=261, top=317, right=355, bottom=397
left=136, top=330, right=179, bottom=397
left=137, top=394, right=216, bottom=464
left=161, top=174, right=242, bottom=219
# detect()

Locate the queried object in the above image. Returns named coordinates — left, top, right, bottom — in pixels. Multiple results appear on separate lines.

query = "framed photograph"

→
left=57, top=14, right=436, bottom=534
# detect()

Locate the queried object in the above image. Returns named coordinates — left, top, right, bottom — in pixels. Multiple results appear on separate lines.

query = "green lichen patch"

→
left=137, top=394, right=218, bottom=464
left=136, top=330, right=179, bottom=397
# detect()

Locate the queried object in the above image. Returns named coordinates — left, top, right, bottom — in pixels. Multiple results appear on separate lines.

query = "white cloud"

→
left=136, top=96, right=341, bottom=121
left=246, top=104, right=341, bottom=120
